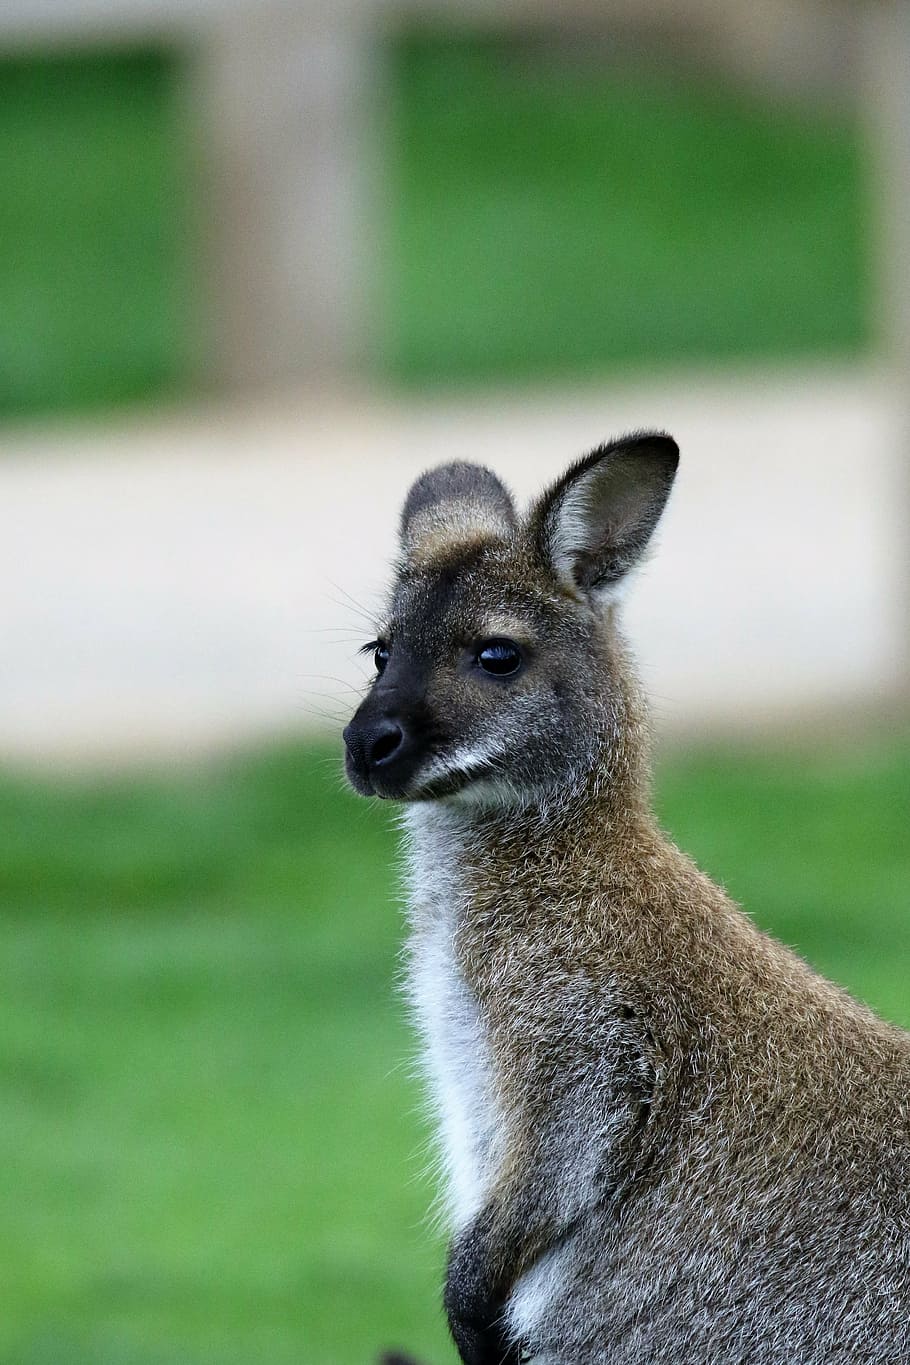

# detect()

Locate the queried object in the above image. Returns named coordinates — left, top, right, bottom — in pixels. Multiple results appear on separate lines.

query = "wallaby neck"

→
left=404, top=724, right=654, bottom=892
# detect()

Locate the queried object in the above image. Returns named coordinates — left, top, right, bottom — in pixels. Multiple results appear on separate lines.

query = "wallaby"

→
left=343, top=435, right=910, bottom=1365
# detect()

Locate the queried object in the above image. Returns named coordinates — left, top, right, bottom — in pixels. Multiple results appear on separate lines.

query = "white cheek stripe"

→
left=416, top=737, right=504, bottom=789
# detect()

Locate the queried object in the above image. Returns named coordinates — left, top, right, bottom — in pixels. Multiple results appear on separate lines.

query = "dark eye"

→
left=476, top=638, right=523, bottom=677
left=373, top=643, right=390, bottom=675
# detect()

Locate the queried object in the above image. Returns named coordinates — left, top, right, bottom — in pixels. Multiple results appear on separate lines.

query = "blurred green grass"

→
left=0, top=736, right=907, bottom=1364
left=385, top=34, right=868, bottom=383
left=0, top=40, right=867, bottom=418
left=0, top=48, right=190, bottom=420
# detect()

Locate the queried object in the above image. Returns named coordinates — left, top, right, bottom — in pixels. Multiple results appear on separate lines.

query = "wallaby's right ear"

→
left=529, top=433, right=679, bottom=601
left=399, top=461, right=516, bottom=565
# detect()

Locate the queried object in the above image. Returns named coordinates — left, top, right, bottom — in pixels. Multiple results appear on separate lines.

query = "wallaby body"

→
left=344, top=438, right=910, bottom=1364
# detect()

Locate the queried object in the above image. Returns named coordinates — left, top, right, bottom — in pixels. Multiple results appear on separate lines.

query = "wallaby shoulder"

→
left=409, top=789, right=910, bottom=1106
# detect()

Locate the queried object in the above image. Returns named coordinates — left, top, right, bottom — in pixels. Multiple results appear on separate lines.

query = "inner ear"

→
left=532, top=433, right=679, bottom=597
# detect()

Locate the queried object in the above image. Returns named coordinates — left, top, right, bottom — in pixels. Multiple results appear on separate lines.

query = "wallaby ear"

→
left=399, top=461, right=516, bottom=564
left=530, top=433, right=679, bottom=600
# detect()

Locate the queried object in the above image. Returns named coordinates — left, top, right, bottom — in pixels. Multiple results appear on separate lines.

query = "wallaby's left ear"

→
left=530, top=432, right=679, bottom=599
left=399, top=461, right=516, bottom=566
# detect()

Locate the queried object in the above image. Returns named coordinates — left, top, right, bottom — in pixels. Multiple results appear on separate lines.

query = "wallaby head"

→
left=343, top=433, right=678, bottom=807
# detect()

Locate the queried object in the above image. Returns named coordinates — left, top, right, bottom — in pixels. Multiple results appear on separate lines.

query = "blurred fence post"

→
left=196, top=2, right=375, bottom=391
left=862, top=0, right=910, bottom=690
left=864, top=0, right=910, bottom=371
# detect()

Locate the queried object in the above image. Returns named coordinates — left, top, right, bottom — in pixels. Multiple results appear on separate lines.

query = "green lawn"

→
left=0, top=735, right=907, bottom=1364
left=384, top=33, right=868, bottom=383
left=0, top=39, right=867, bottom=418
left=0, top=49, right=190, bottom=420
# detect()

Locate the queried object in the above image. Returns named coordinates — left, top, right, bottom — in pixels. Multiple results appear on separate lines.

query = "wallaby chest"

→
left=404, top=810, right=505, bottom=1230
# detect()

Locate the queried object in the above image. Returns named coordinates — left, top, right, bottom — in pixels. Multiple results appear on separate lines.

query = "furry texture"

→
left=344, top=437, right=910, bottom=1364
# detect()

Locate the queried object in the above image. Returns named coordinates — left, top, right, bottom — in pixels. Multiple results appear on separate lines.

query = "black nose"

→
left=343, top=715, right=407, bottom=774
left=367, top=719, right=404, bottom=767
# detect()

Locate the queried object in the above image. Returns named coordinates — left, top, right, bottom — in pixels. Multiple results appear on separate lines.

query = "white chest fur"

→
left=402, top=806, right=570, bottom=1358
left=403, top=807, right=503, bottom=1230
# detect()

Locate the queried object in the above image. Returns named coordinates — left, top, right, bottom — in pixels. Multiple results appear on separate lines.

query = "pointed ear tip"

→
left=635, top=430, right=679, bottom=463
left=630, top=432, right=680, bottom=483
left=590, top=430, right=679, bottom=467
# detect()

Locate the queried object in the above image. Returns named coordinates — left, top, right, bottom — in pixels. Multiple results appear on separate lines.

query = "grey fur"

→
left=400, top=461, right=516, bottom=542
left=344, top=437, right=910, bottom=1365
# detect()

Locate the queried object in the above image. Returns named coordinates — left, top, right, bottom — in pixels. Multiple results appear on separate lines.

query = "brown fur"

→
left=345, top=438, right=910, bottom=1364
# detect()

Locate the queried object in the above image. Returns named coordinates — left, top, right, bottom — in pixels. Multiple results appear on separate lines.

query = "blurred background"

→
left=0, top=1, right=908, bottom=1362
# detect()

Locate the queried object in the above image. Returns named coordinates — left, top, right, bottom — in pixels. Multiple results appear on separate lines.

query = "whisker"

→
left=323, top=579, right=382, bottom=629
left=298, top=626, right=373, bottom=640
left=298, top=697, right=350, bottom=725
left=298, top=672, right=368, bottom=695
